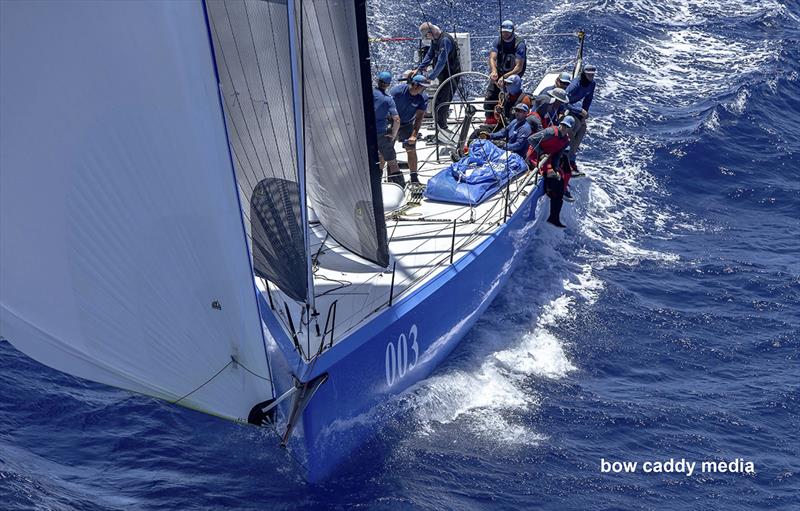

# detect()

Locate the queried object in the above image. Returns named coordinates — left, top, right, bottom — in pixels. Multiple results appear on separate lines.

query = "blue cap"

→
left=558, top=72, right=572, bottom=84
left=503, top=74, right=522, bottom=95
left=513, top=103, right=530, bottom=114
left=377, top=71, right=392, bottom=84
left=501, top=20, right=514, bottom=33
left=560, top=116, right=576, bottom=129
left=411, top=74, right=431, bottom=87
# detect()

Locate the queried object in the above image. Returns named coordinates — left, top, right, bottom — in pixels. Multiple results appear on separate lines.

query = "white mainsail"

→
left=0, top=1, right=274, bottom=421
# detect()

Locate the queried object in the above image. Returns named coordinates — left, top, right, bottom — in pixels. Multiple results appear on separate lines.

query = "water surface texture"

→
left=1, top=0, right=798, bottom=509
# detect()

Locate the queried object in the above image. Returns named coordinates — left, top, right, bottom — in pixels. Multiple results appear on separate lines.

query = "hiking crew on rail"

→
left=371, top=22, right=598, bottom=228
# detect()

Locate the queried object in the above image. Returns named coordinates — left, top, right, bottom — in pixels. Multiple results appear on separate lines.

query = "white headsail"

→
left=0, top=1, right=274, bottom=421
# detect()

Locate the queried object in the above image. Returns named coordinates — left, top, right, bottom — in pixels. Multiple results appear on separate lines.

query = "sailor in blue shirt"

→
left=484, top=20, right=526, bottom=125
left=413, top=22, right=461, bottom=130
left=487, top=103, right=532, bottom=158
left=389, top=74, right=430, bottom=183
left=563, top=64, right=597, bottom=175
left=373, top=71, right=403, bottom=187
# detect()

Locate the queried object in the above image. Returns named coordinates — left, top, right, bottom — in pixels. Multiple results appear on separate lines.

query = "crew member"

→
left=413, top=22, right=461, bottom=130
left=484, top=103, right=532, bottom=158
left=538, top=71, right=572, bottom=122
left=564, top=64, right=597, bottom=176
left=495, top=74, right=532, bottom=125
left=373, top=71, right=403, bottom=186
left=527, top=116, right=575, bottom=228
left=526, top=88, right=568, bottom=151
left=484, top=20, right=526, bottom=125
left=390, top=74, right=430, bottom=184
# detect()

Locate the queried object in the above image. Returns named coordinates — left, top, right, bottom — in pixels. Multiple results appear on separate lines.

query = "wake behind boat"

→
left=0, top=0, right=593, bottom=481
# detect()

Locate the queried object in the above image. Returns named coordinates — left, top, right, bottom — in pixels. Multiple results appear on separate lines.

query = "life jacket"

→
left=539, top=126, right=569, bottom=155
left=495, top=35, right=526, bottom=76
left=526, top=110, right=551, bottom=131
left=429, top=32, right=461, bottom=79
left=502, top=93, right=532, bottom=120
left=527, top=126, right=569, bottom=171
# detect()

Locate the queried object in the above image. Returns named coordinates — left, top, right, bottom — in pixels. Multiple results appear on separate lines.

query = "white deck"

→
left=257, top=86, right=554, bottom=359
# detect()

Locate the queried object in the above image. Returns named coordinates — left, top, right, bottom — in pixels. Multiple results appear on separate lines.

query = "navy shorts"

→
left=377, top=131, right=397, bottom=161
left=397, top=122, right=417, bottom=149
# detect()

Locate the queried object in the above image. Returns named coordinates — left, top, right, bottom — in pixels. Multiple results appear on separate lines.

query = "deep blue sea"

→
left=2, top=1, right=799, bottom=509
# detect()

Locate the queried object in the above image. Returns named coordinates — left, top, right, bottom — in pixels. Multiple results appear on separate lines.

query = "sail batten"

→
left=301, top=0, right=390, bottom=268
left=206, top=0, right=310, bottom=302
left=0, top=0, right=274, bottom=421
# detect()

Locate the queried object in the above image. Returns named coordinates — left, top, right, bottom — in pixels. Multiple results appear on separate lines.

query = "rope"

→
left=171, top=356, right=272, bottom=406
left=172, top=360, right=233, bottom=405
left=369, top=32, right=581, bottom=43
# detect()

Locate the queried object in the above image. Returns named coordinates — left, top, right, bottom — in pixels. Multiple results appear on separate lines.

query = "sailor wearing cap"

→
left=526, top=115, right=575, bottom=228
left=373, top=71, right=403, bottom=186
left=564, top=63, right=598, bottom=176
left=485, top=102, right=532, bottom=158
left=527, top=87, right=569, bottom=136
left=411, top=22, right=461, bottom=130
left=389, top=74, right=431, bottom=184
left=484, top=20, right=527, bottom=125
left=495, top=74, right=533, bottom=123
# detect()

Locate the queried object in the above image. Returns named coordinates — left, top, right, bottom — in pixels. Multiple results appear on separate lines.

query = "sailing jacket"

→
left=420, top=32, right=461, bottom=81
left=489, top=118, right=532, bottom=157
left=565, top=76, right=596, bottom=116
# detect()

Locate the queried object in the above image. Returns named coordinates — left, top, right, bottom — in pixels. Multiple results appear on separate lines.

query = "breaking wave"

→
left=374, top=0, right=787, bottom=455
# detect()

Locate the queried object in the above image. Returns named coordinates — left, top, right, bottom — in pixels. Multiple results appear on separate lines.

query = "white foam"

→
left=365, top=0, right=780, bottom=451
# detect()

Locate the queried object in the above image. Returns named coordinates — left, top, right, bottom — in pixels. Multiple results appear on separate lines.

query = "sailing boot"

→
left=563, top=189, right=575, bottom=202
left=409, top=171, right=421, bottom=185
left=570, top=160, right=586, bottom=178
left=545, top=175, right=566, bottom=228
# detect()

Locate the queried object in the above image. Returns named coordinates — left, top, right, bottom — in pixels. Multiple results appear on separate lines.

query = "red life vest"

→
left=539, top=126, right=569, bottom=155
left=526, top=110, right=551, bottom=130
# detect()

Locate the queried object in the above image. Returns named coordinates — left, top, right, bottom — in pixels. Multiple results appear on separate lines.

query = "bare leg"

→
left=407, top=148, right=418, bottom=174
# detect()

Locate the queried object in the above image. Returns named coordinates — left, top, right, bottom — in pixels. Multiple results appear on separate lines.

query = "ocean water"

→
left=2, top=0, right=799, bottom=509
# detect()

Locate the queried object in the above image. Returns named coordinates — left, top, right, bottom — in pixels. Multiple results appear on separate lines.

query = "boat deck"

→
left=257, top=79, right=558, bottom=358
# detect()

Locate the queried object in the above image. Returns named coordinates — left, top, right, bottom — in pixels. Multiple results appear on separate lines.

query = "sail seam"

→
left=201, top=0, right=276, bottom=394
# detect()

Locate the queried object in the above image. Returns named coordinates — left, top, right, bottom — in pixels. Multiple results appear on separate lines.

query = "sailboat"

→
left=0, top=0, right=583, bottom=480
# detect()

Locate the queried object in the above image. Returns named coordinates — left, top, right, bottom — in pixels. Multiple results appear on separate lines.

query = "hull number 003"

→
left=385, top=325, right=419, bottom=387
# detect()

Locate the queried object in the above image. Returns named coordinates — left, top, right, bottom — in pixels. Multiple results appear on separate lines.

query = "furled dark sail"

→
left=205, top=0, right=309, bottom=301
left=300, top=0, right=390, bottom=268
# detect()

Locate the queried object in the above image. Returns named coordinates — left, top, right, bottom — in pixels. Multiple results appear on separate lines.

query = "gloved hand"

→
left=477, top=130, right=489, bottom=140
left=494, top=140, right=507, bottom=149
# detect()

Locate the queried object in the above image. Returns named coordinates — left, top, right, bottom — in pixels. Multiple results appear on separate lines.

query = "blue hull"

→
left=262, top=181, right=546, bottom=481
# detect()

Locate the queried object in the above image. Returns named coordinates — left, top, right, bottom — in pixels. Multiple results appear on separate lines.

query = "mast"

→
left=287, top=0, right=316, bottom=313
